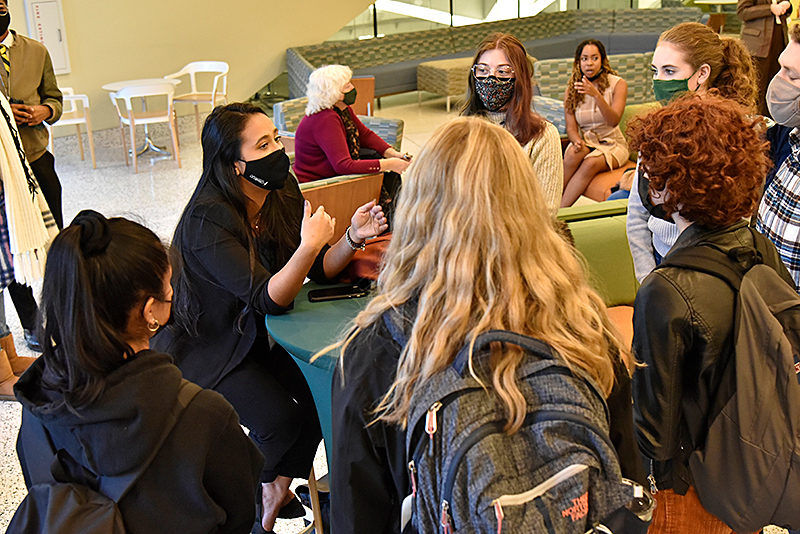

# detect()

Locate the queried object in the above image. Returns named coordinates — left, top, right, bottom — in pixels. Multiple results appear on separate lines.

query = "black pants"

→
left=29, top=150, right=63, bottom=229
left=215, top=338, right=322, bottom=483
left=8, top=150, right=63, bottom=331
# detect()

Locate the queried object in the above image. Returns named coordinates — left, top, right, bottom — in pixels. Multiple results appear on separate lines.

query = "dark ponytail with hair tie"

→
left=39, top=212, right=170, bottom=413
left=71, top=210, right=112, bottom=257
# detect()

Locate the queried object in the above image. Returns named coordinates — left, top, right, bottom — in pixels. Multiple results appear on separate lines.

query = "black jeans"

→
left=215, top=338, right=322, bottom=483
left=8, top=150, right=63, bottom=332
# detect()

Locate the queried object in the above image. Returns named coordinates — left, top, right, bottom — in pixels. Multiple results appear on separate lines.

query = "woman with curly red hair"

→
left=627, top=22, right=759, bottom=282
left=628, top=93, right=793, bottom=533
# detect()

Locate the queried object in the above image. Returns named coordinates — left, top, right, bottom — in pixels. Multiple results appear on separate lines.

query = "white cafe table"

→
left=102, top=78, right=181, bottom=157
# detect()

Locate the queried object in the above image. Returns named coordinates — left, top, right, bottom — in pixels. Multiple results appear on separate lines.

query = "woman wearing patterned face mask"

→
left=561, top=39, right=629, bottom=208
left=461, top=33, right=563, bottom=214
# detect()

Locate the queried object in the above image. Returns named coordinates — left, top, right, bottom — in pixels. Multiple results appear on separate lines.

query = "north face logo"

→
left=561, top=492, right=588, bottom=521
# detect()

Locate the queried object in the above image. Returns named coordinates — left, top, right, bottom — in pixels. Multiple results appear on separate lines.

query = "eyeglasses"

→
left=472, top=64, right=515, bottom=81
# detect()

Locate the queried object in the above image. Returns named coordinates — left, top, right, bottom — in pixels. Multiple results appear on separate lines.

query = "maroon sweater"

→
left=293, top=106, right=391, bottom=183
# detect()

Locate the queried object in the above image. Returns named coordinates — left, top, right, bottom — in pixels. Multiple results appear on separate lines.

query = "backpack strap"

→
left=656, top=245, right=757, bottom=292
left=382, top=309, right=408, bottom=348
left=99, top=380, right=202, bottom=502
left=43, top=380, right=202, bottom=504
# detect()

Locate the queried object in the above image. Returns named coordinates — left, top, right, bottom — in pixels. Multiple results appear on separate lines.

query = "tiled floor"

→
left=0, top=93, right=789, bottom=534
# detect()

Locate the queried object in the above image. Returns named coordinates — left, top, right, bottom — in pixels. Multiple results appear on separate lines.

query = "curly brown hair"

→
left=565, top=39, right=618, bottom=113
left=658, top=22, right=759, bottom=111
left=627, top=93, right=769, bottom=228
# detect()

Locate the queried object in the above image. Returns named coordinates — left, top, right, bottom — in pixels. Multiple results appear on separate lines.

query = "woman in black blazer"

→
left=153, top=102, right=387, bottom=533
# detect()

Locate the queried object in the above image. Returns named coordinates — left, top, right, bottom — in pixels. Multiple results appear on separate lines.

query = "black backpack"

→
left=385, top=315, right=654, bottom=534
left=655, top=231, right=800, bottom=532
left=8, top=380, right=201, bottom=534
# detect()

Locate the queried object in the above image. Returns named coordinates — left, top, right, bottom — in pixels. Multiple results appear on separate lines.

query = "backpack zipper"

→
left=426, top=401, right=443, bottom=455
left=492, top=464, right=589, bottom=507
left=490, top=463, right=590, bottom=528
left=410, top=387, right=482, bottom=463
left=409, top=460, right=418, bottom=497
left=647, top=459, right=658, bottom=494
left=440, top=410, right=612, bottom=532
left=441, top=500, right=453, bottom=534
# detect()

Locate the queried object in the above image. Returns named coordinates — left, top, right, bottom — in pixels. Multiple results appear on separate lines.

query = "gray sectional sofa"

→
left=286, top=7, right=702, bottom=99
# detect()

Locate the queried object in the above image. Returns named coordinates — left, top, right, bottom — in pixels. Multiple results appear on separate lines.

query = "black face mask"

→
left=0, top=13, right=9, bottom=35
left=585, top=67, right=603, bottom=82
left=637, top=170, right=673, bottom=222
left=240, top=149, right=290, bottom=191
left=343, top=88, right=357, bottom=106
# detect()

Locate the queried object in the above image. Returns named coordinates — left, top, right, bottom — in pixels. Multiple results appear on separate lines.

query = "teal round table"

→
left=265, top=283, right=369, bottom=463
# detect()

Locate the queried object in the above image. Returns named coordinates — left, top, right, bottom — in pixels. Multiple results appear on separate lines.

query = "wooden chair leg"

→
left=296, top=465, right=324, bottom=534
left=173, top=109, right=181, bottom=148
left=308, top=467, right=324, bottom=534
left=75, top=124, right=85, bottom=161
left=120, top=124, right=129, bottom=166
left=85, top=111, right=96, bottom=169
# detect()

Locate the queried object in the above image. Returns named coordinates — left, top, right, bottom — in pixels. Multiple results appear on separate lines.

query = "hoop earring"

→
left=147, top=319, right=160, bottom=332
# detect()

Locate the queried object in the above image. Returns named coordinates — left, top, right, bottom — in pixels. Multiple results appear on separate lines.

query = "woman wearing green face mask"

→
left=626, top=22, right=759, bottom=283
left=294, top=64, right=410, bottom=183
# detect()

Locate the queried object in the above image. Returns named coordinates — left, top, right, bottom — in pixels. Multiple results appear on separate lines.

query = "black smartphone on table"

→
left=307, top=280, right=372, bottom=302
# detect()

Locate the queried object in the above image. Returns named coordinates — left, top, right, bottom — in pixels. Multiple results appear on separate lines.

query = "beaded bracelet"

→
left=345, top=225, right=366, bottom=251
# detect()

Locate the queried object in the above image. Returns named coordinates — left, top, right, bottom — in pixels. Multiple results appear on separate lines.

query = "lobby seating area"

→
left=287, top=7, right=702, bottom=99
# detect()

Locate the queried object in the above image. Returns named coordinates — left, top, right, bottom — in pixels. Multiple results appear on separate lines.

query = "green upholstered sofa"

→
left=287, top=8, right=701, bottom=99
left=558, top=199, right=637, bottom=308
left=558, top=199, right=637, bottom=345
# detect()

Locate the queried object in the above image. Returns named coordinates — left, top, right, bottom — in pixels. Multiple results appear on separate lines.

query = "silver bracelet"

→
left=345, top=225, right=366, bottom=251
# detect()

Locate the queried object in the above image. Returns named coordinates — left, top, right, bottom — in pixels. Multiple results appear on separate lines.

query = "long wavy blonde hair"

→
left=330, top=117, right=627, bottom=432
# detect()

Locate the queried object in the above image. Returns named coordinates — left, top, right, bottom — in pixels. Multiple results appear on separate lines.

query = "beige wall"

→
left=8, top=0, right=374, bottom=131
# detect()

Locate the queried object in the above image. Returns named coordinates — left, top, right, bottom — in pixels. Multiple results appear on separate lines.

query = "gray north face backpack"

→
left=385, top=315, right=653, bottom=534
left=655, top=230, right=800, bottom=533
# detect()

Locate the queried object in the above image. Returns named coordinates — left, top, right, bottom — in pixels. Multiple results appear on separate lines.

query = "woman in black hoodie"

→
left=13, top=211, right=264, bottom=533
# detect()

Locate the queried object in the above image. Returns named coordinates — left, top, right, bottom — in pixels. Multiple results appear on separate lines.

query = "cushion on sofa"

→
left=608, top=52, right=654, bottom=104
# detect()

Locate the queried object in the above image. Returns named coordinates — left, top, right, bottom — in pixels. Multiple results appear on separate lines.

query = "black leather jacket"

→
left=632, top=221, right=793, bottom=493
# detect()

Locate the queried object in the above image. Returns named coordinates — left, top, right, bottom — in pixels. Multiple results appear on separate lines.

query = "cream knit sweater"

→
left=484, top=111, right=564, bottom=214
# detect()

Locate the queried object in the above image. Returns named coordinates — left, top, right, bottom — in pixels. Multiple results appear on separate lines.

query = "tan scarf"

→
left=0, top=92, right=57, bottom=285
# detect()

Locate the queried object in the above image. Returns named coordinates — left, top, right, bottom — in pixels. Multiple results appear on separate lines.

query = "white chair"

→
left=165, top=61, right=229, bottom=141
left=109, top=83, right=180, bottom=174
left=46, top=87, right=96, bottom=169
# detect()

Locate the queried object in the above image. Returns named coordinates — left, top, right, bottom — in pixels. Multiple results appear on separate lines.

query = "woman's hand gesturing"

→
left=301, top=200, right=335, bottom=251
left=574, top=76, right=602, bottom=100
left=350, top=200, right=388, bottom=241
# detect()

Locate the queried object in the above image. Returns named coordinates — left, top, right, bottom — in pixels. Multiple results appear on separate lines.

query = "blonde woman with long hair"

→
left=329, top=116, right=638, bottom=534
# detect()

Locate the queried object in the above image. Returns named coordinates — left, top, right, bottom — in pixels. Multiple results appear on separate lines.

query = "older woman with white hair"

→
left=293, top=64, right=410, bottom=183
